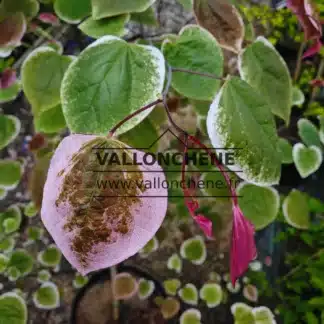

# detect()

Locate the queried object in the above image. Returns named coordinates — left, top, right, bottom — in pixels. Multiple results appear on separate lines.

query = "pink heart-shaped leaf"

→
left=41, top=135, right=168, bottom=275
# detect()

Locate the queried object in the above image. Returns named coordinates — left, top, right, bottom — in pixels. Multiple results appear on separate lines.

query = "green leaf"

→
left=79, top=14, right=129, bottom=39
left=178, top=283, right=198, bottom=305
left=293, top=143, right=322, bottom=178
left=167, top=253, right=182, bottom=274
left=0, top=81, right=21, bottom=103
left=200, top=283, right=222, bottom=308
left=22, top=47, right=74, bottom=114
left=37, top=269, right=51, bottom=283
left=162, top=25, right=223, bottom=101
left=0, top=0, right=39, bottom=19
left=119, top=116, right=158, bottom=152
left=0, top=292, right=27, bottom=324
left=0, top=160, right=22, bottom=190
left=305, top=312, right=319, bottom=324
left=0, top=115, right=20, bottom=150
left=191, top=100, right=211, bottom=117
left=33, top=282, right=60, bottom=309
left=0, top=205, right=22, bottom=235
left=180, top=308, right=201, bottom=324
left=24, top=201, right=39, bottom=218
left=34, top=104, right=67, bottom=134
left=61, top=36, right=165, bottom=135
left=319, top=116, right=324, bottom=145
left=237, top=182, right=279, bottom=230
left=138, top=278, right=155, bottom=300
left=37, top=244, right=62, bottom=267
left=180, top=235, right=206, bottom=265
left=177, top=0, right=193, bottom=10
left=54, top=0, right=91, bottom=23
left=160, top=297, right=181, bottom=320
left=231, top=303, right=254, bottom=322
left=7, top=266, right=21, bottom=282
left=0, top=188, right=6, bottom=200
left=163, top=279, right=181, bottom=296
left=73, top=273, right=89, bottom=289
left=278, top=138, right=293, bottom=164
left=0, top=237, right=15, bottom=253
left=238, top=37, right=292, bottom=124
left=292, top=86, right=305, bottom=106
left=309, top=297, right=324, bottom=307
left=27, top=226, right=44, bottom=241
left=283, top=189, right=310, bottom=229
left=253, top=306, right=275, bottom=323
left=92, top=0, right=156, bottom=19
left=131, top=6, right=158, bottom=26
left=8, top=249, right=33, bottom=276
left=206, top=77, right=280, bottom=186
left=139, top=236, right=159, bottom=257
left=297, top=118, right=322, bottom=148
left=0, top=254, right=9, bottom=273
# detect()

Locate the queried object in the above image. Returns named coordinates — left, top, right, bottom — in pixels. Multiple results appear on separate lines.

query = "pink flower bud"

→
left=38, top=13, right=59, bottom=26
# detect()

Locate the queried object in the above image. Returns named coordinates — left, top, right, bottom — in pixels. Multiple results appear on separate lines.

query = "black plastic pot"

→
left=70, top=264, right=166, bottom=324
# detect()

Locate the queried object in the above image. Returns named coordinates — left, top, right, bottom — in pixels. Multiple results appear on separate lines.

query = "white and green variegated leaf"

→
left=73, top=273, right=89, bottom=289
left=252, top=306, right=275, bottom=324
left=0, top=81, right=21, bottom=103
left=37, top=269, right=51, bottom=283
left=0, top=115, right=21, bottom=150
left=278, top=138, right=293, bottom=164
left=37, top=244, right=62, bottom=267
left=237, top=182, right=280, bottom=230
left=180, top=309, right=201, bottom=324
left=283, top=189, right=310, bottom=229
left=199, top=283, right=222, bottom=308
left=0, top=254, right=9, bottom=273
left=138, top=278, right=155, bottom=300
left=54, top=0, right=91, bottom=24
left=21, top=47, right=74, bottom=115
left=162, top=25, right=223, bottom=101
left=292, top=86, right=305, bottom=106
left=33, top=282, right=60, bottom=309
left=92, top=0, right=156, bottom=19
left=34, top=104, right=66, bottom=134
left=297, top=118, right=322, bottom=148
left=0, top=205, right=22, bottom=235
left=61, top=36, right=165, bottom=135
left=231, top=303, right=254, bottom=323
left=180, top=236, right=206, bottom=265
left=0, top=160, right=22, bottom=190
left=8, top=249, right=33, bottom=277
left=178, top=284, right=198, bottom=306
left=238, top=37, right=292, bottom=124
left=207, top=77, right=281, bottom=186
left=293, top=143, right=322, bottom=178
left=79, top=14, right=130, bottom=39
left=0, top=292, right=27, bottom=324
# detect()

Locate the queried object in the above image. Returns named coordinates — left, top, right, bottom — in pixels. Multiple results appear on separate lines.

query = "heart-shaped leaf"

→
left=0, top=237, right=15, bottom=253
left=193, top=0, right=244, bottom=53
left=79, top=14, right=129, bottom=38
left=41, top=135, right=168, bottom=274
left=0, top=254, right=9, bottom=273
left=180, top=308, right=201, bottom=324
left=283, top=189, right=310, bottom=229
left=237, top=182, right=280, bottom=230
left=252, top=306, right=275, bottom=323
left=0, top=205, right=22, bottom=235
left=297, top=118, right=322, bottom=148
left=178, top=283, right=198, bottom=305
left=278, top=138, right=293, bottom=164
left=61, top=36, right=165, bottom=135
left=163, top=279, right=181, bottom=296
left=238, top=37, right=292, bottom=125
left=231, top=303, right=254, bottom=323
left=0, top=81, right=21, bottom=103
left=37, top=244, right=62, bottom=267
left=293, top=143, right=322, bottom=178
left=22, top=47, right=74, bottom=115
left=0, top=292, right=27, bottom=324
left=73, top=273, right=89, bottom=289
left=33, top=282, right=60, bottom=310
left=180, top=235, right=206, bottom=265
left=243, top=284, right=258, bottom=303
left=37, top=269, right=51, bottom=283
left=162, top=25, right=223, bottom=101
left=0, top=160, right=22, bottom=190
left=160, top=297, right=181, bottom=320
left=92, top=0, right=156, bottom=19
left=138, top=278, right=155, bottom=299
left=0, top=116, right=20, bottom=150
left=0, top=13, right=26, bottom=57
left=200, top=283, right=223, bottom=308
left=207, top=77, right=281, bottom=186
left=54, top=0, right=91, bottom=24
left=27, top=226, right=44, bottom=242
left=1, top=0, right=39, bottom=19
left=292, top=86, right=305, bottom=106
left=113, top=272, right=138, bottom=300
left=167, top=253, right=182, bottom=273
left=8, top=249, right=33, bottom=277
left=34, top=104, right=66, bottom=134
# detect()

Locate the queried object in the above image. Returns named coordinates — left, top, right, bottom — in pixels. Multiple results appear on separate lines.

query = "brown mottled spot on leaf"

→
left=193, top=0, right=245, bottom=53
left=55, top=137, right=146, bottom=267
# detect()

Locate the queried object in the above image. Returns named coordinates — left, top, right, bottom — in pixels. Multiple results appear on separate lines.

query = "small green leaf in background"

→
left=24, top=201, right=39, bottom=218
left=293, top=143, right=322, bottom=178
left=252, top=306, right=276, bottom=323
left=162, top=25, right=223, bottom=101
left=180, top=308, right=201, bottom=324
left=292, top=86, right=305, bottom=106
left=33, top=282, right=60, bottom=309
left=0, top=115, right=21, bottom=150
left=0, top=254, right=9, bottom=273
left=37, top=244, right=62, bottom=267
left=305, top=312, right=319, bottom=324
left=231, top=303, right=254, bottom=323
left=319, top=116, right=324, bottom=145
left=54, top=0, right=91, bottom=23
left=180, top=235, right=206, bottom=265
left=297, top=118, right=322, bottom=148
left=0, top=205, right=22, bottom=235
left=163, top=279, right=181, bottom=296
left=8, top=249, right=33, bottom=277
left=138, top=278, right=155, bottom=300
left=139, top=236, right=159, bottom=257
left=91, top=0, right=156, bottom=19
left=167, top=253, right=182, bottom=274
left=37, top=269, right=51, bottom=283
left=0, top=160, right=22, bottom=190
left=131, top=7, right=158, bottom=26
left=239, top=36, right=292, bottom=125
left=282, top=189, right=310, bottom=229
left=73, top=273, right=89, bottom=289
left=237, top=182, right=280, bottom=230
left=79, top=14, right=130, bottom=39
left=0, top=237, right=15, bottom=253
left=34, top=104, right=66, bottom=134
left=206, top=77, right=281, bottom=186
left=177, top=0, right=193, bottom=10
left=27, top=226, right=44, bottom=242
left=7, top=266, right=21, bottom=282
left=278, top=138, right=293, bottom=164
left=0, top=292, right=27, bottom=324
left=0, top=81, right=21, bottom=103
left=200, top=283, right=223, bottom=308
left=160, top=297, right=181, bottom=320
left=0, top=0, right=39, bottom=19
left=178, top=283, right=198, bottom=305
left=22, top=47, right=74, bottom=114
left=62, top=36, right=165, bottom=135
